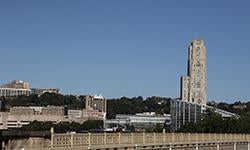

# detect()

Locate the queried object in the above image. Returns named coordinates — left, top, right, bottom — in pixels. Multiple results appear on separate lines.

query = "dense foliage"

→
left=208, top=101, right=250, bottom=115
left=0, top=93, right=85, bottom=110
left=20, top=120, right=103, bottom=133
left=107, top=96, right=171, bottom=119
left=177, top=110, right=250, bottom=134
left=2, top=93, right=250, bottom=133
left=0, top=94, right=172, bottom=119
left=176, top=101, right=250, bottom=133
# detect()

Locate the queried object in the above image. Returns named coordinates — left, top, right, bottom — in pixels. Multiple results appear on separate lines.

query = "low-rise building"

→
left=10, top=107, right=35, bottom=115
left=104, top=112, right=171, bottom=131
left=0, top=94, right=107, bottom=130
left=84, top=95, right=107, bottom=112
left=170, top=99, right=239, bottom=131
left=68, top=110, right=83, bottom=118
left=42, top=106, right=65, bottom=116
left=82, top=109, right=105, bottom=120
left=0, top=80, right=59, bottom=97
left=0, top=88, right=31, bottom=97
left=0, top=106, right=68, bottom=129
left=0, top=80, right=31, bottom=97
left=1, top=80, right=29, bottom=89
left=170, top=99, right=202, bottom=131
left=68, top=95, right=107, bottom=121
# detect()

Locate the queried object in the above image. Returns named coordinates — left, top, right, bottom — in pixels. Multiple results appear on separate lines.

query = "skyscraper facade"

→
left=180, top=39, right=207, bottom=105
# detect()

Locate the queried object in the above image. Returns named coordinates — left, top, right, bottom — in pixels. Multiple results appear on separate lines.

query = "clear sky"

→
left=0, top=1, right=249, bottom=102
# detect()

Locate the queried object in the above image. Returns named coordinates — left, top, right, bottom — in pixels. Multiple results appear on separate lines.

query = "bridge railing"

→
left=49, top=132, right=250, bottom=148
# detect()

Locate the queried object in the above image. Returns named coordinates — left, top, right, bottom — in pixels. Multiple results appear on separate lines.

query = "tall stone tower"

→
left=180, top=39, right=207, bottom=105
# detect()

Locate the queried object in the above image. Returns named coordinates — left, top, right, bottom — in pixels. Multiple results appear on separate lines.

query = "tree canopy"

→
left=20, top=120, right=103, bottom=133
left=107, top=96, right=171, bottom=119
left=177, top=110, right=250, bottom=134
left=0, top=93, right=85, bottom=110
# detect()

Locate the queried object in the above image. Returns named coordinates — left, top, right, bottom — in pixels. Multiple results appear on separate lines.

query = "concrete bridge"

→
left=49, top=132, right=250, bottom=150
left=0, top=130, right=50, bottom=150
left=1, top=130, right=250, bottom=150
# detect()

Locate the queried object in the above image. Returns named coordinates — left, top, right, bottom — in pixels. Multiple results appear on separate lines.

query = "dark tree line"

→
left=2, top=93, right=250, bottom=133
left=0, top=94, right=172, bottom=119
left=178, top=101, right=250, bottom=133
left=107, top=96, right=171, bottom=119
left=177, top=110, right=250, bottom=134
left=0, top=93, right=85, bottom=111
left=208, top=101, right=250, bottom=115
left=20, top=120, right=103, bottom=133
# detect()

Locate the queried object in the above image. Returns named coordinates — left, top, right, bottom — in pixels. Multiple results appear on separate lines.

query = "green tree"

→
left=20, top=120, right=104, bottom=133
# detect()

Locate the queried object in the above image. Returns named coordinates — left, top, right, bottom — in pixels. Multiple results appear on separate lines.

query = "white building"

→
left=104, top=112, right=171, bottom=131
left=0, top=80, right=60, bottom=97
left=0, top=88, right=31, bottom=97
left=0, top=80, right=31, bottom=97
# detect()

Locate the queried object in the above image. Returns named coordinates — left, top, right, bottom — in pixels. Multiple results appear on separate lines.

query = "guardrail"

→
left=49, top=132, right=250, bottom=149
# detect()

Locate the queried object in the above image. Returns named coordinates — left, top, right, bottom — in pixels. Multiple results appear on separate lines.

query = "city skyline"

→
left=0, top=1, right=250, bottom=102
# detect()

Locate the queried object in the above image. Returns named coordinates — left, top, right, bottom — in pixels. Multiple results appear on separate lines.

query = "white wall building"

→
left=104, top=112, right=171, bottom=131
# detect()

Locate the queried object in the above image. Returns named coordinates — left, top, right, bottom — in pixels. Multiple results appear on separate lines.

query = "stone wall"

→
left=4, top=137, right=50, bottom=149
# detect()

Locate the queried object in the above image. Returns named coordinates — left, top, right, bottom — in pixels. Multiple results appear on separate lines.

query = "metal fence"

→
left=49, top=132, right=250, bottom=148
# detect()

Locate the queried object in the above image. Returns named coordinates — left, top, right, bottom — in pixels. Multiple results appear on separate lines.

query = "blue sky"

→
left=0, top=1, right=249, bottom=102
